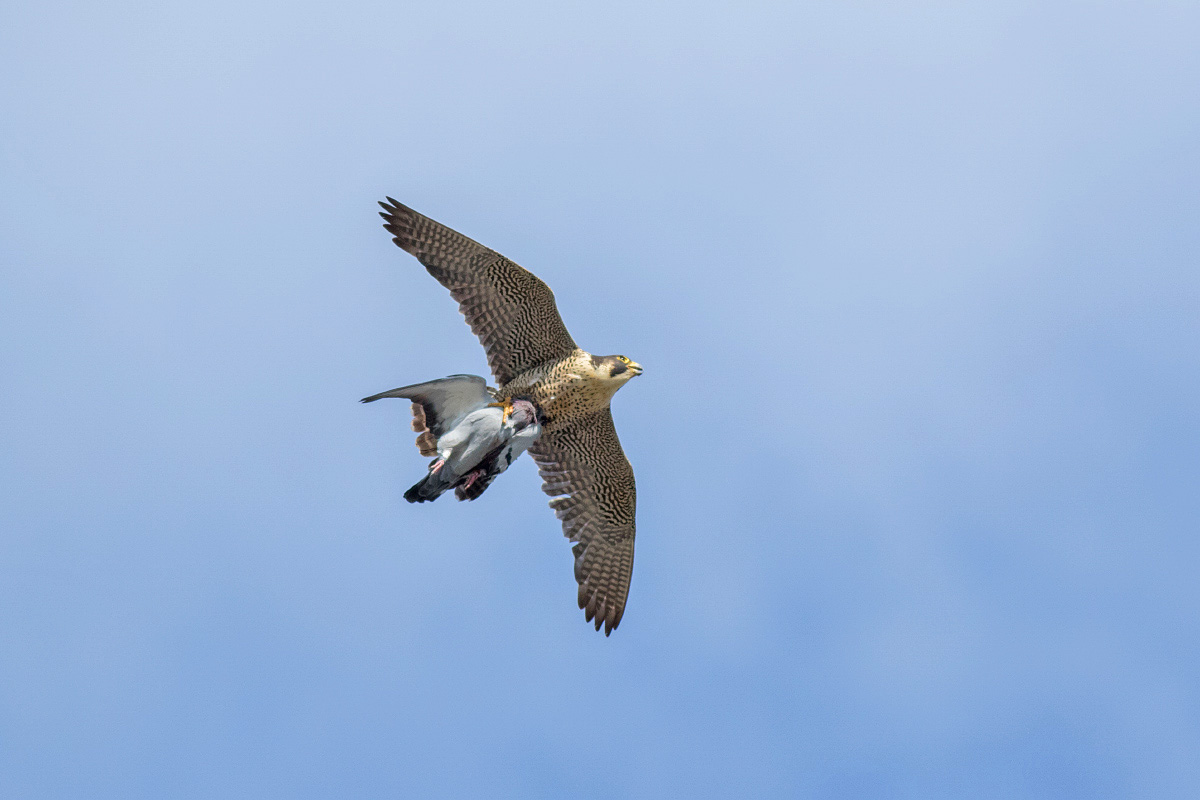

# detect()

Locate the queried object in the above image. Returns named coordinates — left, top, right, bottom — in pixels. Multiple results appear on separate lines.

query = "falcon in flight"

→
left=374, top=198, right=643, bottom=635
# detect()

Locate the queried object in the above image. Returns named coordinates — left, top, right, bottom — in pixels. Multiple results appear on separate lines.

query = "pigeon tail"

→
left=403, top=463, right=456, bottom=503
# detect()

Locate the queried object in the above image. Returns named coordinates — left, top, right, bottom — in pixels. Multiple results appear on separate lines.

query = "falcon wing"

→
left=379, top=198, right=578, bottom=386
left=529, top=408, right=636, bottom=635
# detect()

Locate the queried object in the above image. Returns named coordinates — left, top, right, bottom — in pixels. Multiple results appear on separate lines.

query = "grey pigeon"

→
left=361, top=374, right=542, bottom=503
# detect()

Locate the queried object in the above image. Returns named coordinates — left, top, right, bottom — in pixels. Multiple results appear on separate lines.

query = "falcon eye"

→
left=618, top=356, right=630, bottom=364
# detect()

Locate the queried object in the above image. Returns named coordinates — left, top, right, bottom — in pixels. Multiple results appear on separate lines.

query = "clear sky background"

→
left=2, top=2, right=1198, bottom=797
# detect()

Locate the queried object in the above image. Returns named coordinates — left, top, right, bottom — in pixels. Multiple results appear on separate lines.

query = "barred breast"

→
left=496, top=351, right=613, bottom=432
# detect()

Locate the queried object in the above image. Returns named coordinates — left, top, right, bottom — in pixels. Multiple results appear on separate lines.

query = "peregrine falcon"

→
left=374, top=198, right=643, bottom=635
left=361, top=374, right=543, bottom=503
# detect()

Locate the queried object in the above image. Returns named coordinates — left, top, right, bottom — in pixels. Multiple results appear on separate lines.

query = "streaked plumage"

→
left=361, top=375, right=542, bottom=503
left=375, top=198, right=643, bottom=635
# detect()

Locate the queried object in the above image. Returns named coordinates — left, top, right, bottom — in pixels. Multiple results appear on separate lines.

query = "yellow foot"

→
left=486, top=400, right=514, bottom=422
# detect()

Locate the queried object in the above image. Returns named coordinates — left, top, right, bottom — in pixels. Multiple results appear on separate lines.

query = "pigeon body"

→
left=361, top=375, right=542, bottom=503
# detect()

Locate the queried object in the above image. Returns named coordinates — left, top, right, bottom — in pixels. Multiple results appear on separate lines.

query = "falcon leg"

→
left=487, top=400, right=514, bottom=423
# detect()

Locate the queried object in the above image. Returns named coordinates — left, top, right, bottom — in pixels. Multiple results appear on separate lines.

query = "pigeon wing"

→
left=361, top=374, right=494, bottom=455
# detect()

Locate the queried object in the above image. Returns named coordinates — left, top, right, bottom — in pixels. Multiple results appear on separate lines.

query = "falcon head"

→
left=592, top=354, right=643, bottom=383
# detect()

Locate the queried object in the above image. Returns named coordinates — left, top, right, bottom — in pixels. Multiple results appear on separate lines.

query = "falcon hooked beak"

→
left=603, top=355, right=642, bottom=379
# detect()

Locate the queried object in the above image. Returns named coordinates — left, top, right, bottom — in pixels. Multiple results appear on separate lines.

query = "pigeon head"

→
left=509, top=398, right=541, bottom=430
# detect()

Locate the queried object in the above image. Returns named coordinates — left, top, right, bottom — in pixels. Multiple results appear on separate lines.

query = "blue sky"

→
left=2, top=2, right=1199, bottom=797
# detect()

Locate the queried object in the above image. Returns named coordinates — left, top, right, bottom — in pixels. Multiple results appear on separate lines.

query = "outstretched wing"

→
left=379, top=198, right=578, bottom=386
left=361, top=374, right=493, bottom=456
left=529, top=409, right=636, bottom=635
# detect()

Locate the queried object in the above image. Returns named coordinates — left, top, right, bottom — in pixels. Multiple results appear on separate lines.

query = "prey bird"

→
left=368, top=198, right=643, bottom=634
left=361, top=375, right=542, bottom=503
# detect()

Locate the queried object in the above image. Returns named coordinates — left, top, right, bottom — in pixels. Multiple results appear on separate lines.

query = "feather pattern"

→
left=529, top=409, right=635, bottom=635
left=379, top=198, right=577, bottom=386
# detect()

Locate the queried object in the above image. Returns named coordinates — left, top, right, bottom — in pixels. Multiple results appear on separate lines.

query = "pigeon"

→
left=361, top=375, right=542, bottom=503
